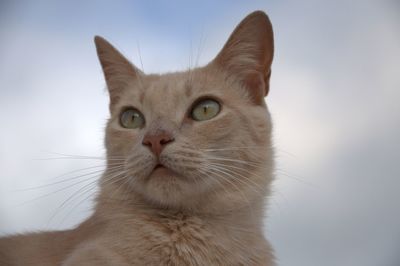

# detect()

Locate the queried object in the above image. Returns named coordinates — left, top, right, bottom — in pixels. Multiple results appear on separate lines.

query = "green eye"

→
left=120, top=108, right=145, bottom=129
left=191, top=99, right=221, bottom=121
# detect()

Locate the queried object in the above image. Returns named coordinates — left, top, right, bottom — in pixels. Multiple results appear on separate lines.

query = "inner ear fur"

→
left=212, top=11, right=274, bottom=105
left=94, top=36, right=142, bottom=105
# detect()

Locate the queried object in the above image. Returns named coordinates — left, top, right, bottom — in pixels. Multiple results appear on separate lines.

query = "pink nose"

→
left=142, top=130, right=174, bottom=156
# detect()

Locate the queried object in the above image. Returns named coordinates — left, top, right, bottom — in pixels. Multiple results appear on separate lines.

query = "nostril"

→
left=142, top=139, right=152, bottom=147
left=142, top=131, right=174, bottom=156
left=160, top=137, right=174, bottom=145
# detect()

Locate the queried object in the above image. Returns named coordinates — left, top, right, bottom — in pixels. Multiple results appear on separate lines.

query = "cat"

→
left=0, top=10, right=275, bottom=266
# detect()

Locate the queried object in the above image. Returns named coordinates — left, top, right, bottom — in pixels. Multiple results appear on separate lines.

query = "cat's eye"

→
left=120, top=108, right=145, bottom=129
left=191, top=99, right=221, bottom=121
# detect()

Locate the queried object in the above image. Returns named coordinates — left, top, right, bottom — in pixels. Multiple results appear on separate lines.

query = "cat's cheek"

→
left=105, top=127, right=141, bottom=155
left=188, top=113, right=236, bottom=143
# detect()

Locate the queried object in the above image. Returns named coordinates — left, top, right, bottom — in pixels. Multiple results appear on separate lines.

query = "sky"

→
left=0, top=1, right=399, bottom=265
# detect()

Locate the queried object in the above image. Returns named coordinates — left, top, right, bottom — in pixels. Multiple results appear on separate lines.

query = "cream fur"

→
left=0, top=10, right=275, bottom=265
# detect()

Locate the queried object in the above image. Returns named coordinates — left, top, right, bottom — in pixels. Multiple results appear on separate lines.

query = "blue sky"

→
left=0, top=1, right=399, bottom=265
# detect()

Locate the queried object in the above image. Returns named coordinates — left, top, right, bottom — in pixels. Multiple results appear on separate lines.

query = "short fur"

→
left=0, top=11, right=275, bottom=265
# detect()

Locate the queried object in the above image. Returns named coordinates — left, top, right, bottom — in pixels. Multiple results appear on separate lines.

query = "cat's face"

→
left=96, top=11, right=274, bottom=209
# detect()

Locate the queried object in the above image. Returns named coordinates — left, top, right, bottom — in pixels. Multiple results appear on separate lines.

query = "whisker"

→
left=206, top=163, right=264, bottom=196
left=34, top=157, right=126, bottom=161
left=52, top=151, right=124, bottom=158
left=198, top=167, right=240, bottom=201
left=201, top=146, right=267, bottom=151
left=274, top=148, right=297, bottom=158
left=17, top=166, right=123, bottom=206
left=194, top=26, right=206, bottom=69
left=47, top=168, right=127, bottom=226
left=107, top=173, right=133, bottom=200
left=201, top=165, right=256, bottom=220
left=48, top=163, right=115, bottom=181
left=275, top=169, right=317, bottom=189
left=38, top=150, right=126, bottom=159
left=206, top=162, right=265, bottom=194
left=136, top=40, right=145, bottom=73
left=207, top=156, right=264, bottom=168
left=58, top=187, right=99, bottom=227
left=16, top=164, right=124, bottom=191
left=47, top=179, right=99, bottom=226
left=202, top=165, right=252, bottom=200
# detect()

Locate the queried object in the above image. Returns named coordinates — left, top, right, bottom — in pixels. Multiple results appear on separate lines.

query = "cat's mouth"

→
left=154, top=164, right=164, bottom=169
left=152, top=162, right=168, bottom=173
left=150, top=162, right=178, bottom=177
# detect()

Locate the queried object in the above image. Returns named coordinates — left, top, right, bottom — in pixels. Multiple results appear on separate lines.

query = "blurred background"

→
left=0, top=0, right=399, bottom=265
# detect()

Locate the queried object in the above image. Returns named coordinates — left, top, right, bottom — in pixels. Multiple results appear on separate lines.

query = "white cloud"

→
left=0, top=1, right=399, bottom=265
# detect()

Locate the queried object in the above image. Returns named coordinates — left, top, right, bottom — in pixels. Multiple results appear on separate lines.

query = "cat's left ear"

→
left=94, top=36, right=142, bottom=105
left=212, top=11, right=274, bottom=105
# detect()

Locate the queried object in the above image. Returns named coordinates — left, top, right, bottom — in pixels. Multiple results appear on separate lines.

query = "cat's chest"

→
left=115, top=214, right=242, bottom=265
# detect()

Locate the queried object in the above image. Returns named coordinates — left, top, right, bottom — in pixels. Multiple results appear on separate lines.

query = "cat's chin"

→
left=149, top=165, right=180, bottom=179
left=135, top=165, right=199, bottom=208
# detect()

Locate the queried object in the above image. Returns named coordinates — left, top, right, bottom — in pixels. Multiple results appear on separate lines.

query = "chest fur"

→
left=109, top=214, right=261, bottom=266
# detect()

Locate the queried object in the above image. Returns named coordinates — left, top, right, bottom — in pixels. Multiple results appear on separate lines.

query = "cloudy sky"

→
left=0, top=1, right=399, bottom=265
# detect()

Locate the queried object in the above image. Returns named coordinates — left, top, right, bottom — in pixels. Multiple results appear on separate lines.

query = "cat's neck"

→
left=95, top=168, right=267, bottom=230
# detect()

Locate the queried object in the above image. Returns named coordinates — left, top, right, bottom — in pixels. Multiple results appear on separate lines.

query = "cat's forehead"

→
left=143, top=73, right=189, bottom=103
left=138, top=73, right=193, bottom=116
left=116, top=71, right=210, bottom=119
left=115, top=68, right=235, bottom=120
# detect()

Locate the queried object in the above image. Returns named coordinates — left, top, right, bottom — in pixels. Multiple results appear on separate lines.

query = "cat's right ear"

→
left=211, top=11, right=274, bottom=105
left=94, top=36, right=142, bottom=104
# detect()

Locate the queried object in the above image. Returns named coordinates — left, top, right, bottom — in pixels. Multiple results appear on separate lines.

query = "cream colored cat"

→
left=0, top=10, right=275, bottom=265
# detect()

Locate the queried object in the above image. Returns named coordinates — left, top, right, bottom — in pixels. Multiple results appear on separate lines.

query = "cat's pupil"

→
left=203, top=106, right=208, bottom=114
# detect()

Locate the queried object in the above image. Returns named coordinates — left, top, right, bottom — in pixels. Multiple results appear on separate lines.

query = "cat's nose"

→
left=142, top=130, right=175, bottom=157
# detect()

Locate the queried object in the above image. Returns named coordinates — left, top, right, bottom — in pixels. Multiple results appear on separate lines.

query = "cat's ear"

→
left=212, top=11, right=274, bottom=105
left=94, top=36, right=142, bottom=103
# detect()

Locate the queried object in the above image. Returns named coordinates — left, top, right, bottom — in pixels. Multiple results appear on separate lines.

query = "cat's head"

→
left=95, top=11, right=274, bottom=210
